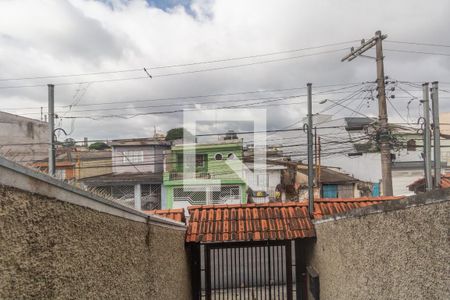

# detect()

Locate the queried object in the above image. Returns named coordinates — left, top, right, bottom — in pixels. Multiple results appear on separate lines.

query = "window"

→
left=227, top=152, right=236, bottom=160
left=406, top=139, right=416, bottom=151
left=196, top=154, right=207, bottom=168
left=214, top=153, right=223, bottom=161
left=122, top=151, right=144, bottom=164
left=141, top=184, right=161, bottom=210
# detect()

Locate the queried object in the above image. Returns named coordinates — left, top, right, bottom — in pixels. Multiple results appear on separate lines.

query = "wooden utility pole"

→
left=341, top=30, right=393, bottom=196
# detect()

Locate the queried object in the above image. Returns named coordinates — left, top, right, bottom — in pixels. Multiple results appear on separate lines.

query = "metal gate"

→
left=203, top=241, right=293, bottom=300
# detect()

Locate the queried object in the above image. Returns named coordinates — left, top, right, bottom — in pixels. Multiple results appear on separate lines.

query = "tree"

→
left=88, top=142, right=110, bottom=150
left=165, top=128, right=193, bottom=141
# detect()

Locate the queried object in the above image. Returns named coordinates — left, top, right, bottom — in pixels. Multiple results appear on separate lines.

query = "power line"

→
left=0, top=125, right=352, bottom=147
left=0, top=40, right=359, bottom=83
left=386, top=40, right=450, bottom=48
left=0, top=82, right=364, bottom=111
left=0, top=47, right=350, bottom=90
left=384, top=49, right=450, bottom=57
left=12, top=139, right=368, bottom=166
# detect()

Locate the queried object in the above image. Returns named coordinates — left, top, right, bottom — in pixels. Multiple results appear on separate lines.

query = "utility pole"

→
left=431, top=81, right=441, bottom=187
left=422, top=83, right=432, bottom=191
left=314, top=127, right=318, bottom=184
left=341, top=30, right=393, bottom=196
left=306, top=83, right=314, bottom=217
left=48, top=84, right=56, bottom=176
left=317, top=136, right=321, bottom=199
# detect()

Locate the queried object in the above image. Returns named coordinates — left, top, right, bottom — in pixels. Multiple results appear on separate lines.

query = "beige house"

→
left=76, top=150, right=112, bottom=179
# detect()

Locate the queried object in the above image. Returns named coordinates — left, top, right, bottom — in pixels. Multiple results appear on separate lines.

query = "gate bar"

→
left=286, top=242, right=293, bottom=300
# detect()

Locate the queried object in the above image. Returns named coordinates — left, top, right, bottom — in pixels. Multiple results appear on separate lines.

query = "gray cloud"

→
left=0, top=0, right=449, bottom=143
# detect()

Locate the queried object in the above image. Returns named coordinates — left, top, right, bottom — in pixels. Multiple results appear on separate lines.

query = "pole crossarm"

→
left=341, top=34, right=387, bottom=62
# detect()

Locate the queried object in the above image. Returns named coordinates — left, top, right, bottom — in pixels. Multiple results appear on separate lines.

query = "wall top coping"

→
left=0, top=156, right=186, bottom=230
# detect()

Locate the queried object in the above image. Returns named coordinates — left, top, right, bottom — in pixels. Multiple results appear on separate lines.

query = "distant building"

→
left=0, top=111, right=49, bottom=165
left=81, top=137, right=171, bottom=210
left=33, top=148, right=112, bottom=181
left=407, top=173, right=450, bottom=194
left=296, top=164, right=376, bottom=199
left=163, top=140, right=247, bottom=210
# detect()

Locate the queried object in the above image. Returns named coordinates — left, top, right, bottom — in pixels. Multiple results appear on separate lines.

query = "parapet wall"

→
left=304, top=190, right=450, bottom=300
left=0, top=157, right=191, bottom=299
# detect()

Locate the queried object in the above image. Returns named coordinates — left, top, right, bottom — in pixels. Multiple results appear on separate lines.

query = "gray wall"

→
left=0, top=111, right=49, bottom=164
left=0, top=185, right=191, bottom=299
left=302, top=191, right=450, bottom=300
left=0, top=157, right=191, bottom=299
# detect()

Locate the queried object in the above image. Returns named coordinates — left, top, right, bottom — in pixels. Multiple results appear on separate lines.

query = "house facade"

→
left=163, top=141, right=247, bottom=210
left=81, top=138, right=170, bottom=210
left=0, top=111, right=49, bottom=165
left=296, top=164, right=378, bottom=199
left=33, top=148, right=112, bottom=182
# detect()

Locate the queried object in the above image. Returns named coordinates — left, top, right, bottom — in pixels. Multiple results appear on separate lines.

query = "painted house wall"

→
left=164, top=142, right=246, bottom=209
left=112, top=146, right=156, bottom=173
left=78, top=158, right=112, bottom=179
left=167, top=143, right=244, bottom=180
left=392, top=169, right=422, bottom=196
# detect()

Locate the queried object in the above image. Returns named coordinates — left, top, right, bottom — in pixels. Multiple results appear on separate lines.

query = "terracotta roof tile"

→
left=408, top=174, right=450, bottom=190
left=144, top=208, right=186, bottom=223
left=185, top=196, right=404, bottom=243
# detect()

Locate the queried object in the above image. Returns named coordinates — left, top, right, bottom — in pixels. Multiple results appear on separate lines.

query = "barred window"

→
left=122, top=151, right=144, bottom=164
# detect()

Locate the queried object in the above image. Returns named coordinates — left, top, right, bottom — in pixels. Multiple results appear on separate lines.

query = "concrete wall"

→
left=0, top=111, right=49, bottom=164
left=0, top=157, right=191, bottom=299
left=302, top=190, right=450, bottom=300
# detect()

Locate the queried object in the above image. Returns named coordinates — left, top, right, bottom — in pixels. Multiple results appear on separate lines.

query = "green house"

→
left=163, top=141, right=247, bottom=209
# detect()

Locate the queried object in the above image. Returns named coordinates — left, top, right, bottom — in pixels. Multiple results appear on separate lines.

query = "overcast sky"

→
left=0, top=0, right=449, bottom=147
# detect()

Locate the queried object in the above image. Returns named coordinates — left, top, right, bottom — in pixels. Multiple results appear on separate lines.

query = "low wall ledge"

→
left=0, top=156, right=186, bottom=230
left=313, top=189, right=450, bottom=225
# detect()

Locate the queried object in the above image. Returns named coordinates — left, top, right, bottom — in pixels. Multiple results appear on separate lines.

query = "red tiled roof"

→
left=186, top=196, right=404, bottom=244
left=311, top=196, right=403, bottom=218
left=144, top=208, right=186, bottom=223
left=408, top=174, right=450, bottom=191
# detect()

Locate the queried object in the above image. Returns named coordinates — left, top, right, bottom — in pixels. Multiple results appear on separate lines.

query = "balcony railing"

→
left=169, top=172, right=212, bottom=180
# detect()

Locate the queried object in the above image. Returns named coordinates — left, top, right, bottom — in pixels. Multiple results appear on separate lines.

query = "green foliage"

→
left=88, top=142, right=110, bottom=150
left=165, top=128, right=193, bottom=141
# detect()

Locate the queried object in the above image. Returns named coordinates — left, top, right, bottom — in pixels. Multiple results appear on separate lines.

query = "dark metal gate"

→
left=203, top=241, right=293, bottom=300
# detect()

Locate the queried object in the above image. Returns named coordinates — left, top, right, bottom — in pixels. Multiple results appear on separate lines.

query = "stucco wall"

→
left=0, top=185, right=191, bottom=299
left=0, top=111, right=49, bottom=163
left=303, top=192, right=450, bottom=300
left=78, top=158, right=112, bottom=179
